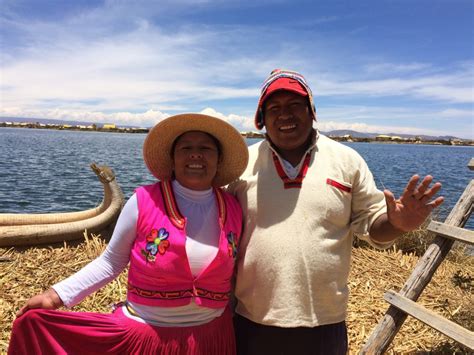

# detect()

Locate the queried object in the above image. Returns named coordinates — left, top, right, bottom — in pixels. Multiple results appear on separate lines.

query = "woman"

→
left=9, top=113, right=249, bottom=355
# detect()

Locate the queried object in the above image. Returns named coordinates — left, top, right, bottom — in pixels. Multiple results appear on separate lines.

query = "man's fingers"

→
left=413, top=175, right=433, bottom=198
left=427, top=196, right=445, bottom=208
left=402, top=175, right=420, bottom=196
left=419, top=182, right=442, bottom=203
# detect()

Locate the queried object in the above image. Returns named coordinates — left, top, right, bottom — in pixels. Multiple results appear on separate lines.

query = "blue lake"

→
left=1, top=127, right=473, bottom=228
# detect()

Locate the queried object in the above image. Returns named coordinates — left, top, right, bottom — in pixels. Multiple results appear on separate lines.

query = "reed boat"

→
left=0, top=163, right=124, bottom=247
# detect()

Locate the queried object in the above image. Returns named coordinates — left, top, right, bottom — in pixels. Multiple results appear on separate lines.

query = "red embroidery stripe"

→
left=160, top=181, right=185, bottom=229
left=195, top=287, right=230, bottom=301
left=128, top=284, right=193, bottom=299
left=272, top=152, right=311, bottom=189
left=326, top=178, right=352, bottom=193
left=128, top=284, right=229, bottom=301
left=272, top=152, right=287, bottom=180
left=214, top=188, right=227, bottom=227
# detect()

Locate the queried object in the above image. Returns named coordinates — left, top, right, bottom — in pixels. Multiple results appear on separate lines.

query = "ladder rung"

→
left=384, top=290, right=474, bottom=350
left=427, top=221, right=474, bottom=245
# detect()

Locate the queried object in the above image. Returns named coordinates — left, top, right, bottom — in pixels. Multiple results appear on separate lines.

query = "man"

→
left=228, top=69, right=444, bottom=355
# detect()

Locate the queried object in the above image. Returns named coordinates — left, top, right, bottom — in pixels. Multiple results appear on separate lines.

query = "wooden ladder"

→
left=361, top=158, right=474, bottom=353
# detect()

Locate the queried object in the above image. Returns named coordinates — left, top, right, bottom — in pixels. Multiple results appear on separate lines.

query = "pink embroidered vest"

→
left=127, top=181, right=242, bottom=308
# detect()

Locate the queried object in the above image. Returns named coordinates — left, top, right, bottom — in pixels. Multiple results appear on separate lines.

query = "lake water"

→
left=1, top=127, right=473, bottom=228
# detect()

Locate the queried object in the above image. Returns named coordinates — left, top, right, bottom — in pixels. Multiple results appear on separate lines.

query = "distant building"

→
left=450, top=138, right=463, bottom=145
left=375, top=134, right=391, bottom=141
left=390, top=136, right=403, bottom=141
left=343, top=134, right=353, bottom=142
left=102, top=123, right=116, bottom=129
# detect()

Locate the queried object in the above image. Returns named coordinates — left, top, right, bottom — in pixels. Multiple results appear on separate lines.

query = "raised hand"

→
left=383, top=175, right=444, bottom=232
left=16, top=288, right=63, bottom=317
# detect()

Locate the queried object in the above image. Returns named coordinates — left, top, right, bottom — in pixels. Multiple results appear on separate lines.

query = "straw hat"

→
left=143, top=113, right=249, bottom=187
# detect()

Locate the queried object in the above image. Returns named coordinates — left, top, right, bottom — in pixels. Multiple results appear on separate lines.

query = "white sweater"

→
left=228, top=134, right=388, bottom=328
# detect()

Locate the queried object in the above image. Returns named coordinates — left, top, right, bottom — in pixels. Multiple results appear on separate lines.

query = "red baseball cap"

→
left=255, top=69, right=316, bottom=130
left=260, top=77, right=308, bottom=104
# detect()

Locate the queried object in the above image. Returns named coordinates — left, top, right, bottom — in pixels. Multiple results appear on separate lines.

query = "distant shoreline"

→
left=1, top=121, right=473, bottom=146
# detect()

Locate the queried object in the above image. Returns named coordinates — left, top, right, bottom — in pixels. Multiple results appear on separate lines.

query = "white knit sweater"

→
left=228, top=133, right=388, bottom=328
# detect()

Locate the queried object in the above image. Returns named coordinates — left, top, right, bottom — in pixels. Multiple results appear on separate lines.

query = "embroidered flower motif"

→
left=227, top=231, right=237, bottom=258
left=142, top=228, right=170, bottom=262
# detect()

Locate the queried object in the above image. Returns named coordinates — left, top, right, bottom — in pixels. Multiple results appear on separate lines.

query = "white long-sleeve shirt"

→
left=53, top=180, right=224, bottom=327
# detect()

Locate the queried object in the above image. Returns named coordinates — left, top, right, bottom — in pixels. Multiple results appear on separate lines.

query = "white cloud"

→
left=439, top=108, right=473, bottom=117
left=314, top=71, right=473, bottom=103
left=200, top=107, right=255, bottom=131
left=1, top=1, right=473, bottom=139
left=316, top=120, right=439, bottom=136
left=364, top=62, right=431, bottom=74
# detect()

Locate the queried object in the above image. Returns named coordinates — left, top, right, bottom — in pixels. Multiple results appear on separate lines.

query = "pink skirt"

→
left=8, top=306, right=235, bottom=355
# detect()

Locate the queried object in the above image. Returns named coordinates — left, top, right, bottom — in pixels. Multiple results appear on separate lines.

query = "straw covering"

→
left=1, top=231, right=472, bottom=353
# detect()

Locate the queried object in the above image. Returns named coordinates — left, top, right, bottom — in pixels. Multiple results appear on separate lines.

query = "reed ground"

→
left=1, top=229, right=472, bottom=354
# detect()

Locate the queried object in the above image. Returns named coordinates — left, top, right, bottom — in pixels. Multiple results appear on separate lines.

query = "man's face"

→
left=263, top=90, right=313, bottom=154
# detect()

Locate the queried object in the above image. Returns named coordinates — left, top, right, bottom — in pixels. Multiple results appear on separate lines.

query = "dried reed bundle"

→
left=348, top=244, right=473, bottom=354
left=1, top=232, right=472, bottom=354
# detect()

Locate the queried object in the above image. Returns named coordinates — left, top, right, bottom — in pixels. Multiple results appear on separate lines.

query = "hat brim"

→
left=260, top=78, right=308, bottom=104
left=143, top=113, right=249, bottom=187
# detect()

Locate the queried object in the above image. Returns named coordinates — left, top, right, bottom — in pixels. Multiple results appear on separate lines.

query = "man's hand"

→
left=16, top=288, right=63, bottom=317
left=384, top=175, right=444, bottom=232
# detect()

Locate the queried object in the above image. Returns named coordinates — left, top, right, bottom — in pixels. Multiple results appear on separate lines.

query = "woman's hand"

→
left=16, top=288, right=63, bottom=317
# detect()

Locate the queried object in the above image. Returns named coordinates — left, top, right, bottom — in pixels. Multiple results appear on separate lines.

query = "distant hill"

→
left=0, top=116, right=139, bottom=128
left=1, top=116, right=468, bottom=141
left=321, top=129, right=465, bottom=141
left=320, top=130, right=376, bottom=138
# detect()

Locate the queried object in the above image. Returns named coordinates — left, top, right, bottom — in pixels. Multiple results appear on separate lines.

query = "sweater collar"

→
left=266, top=128, right=318, bottom=164
left=266, top=129, right=318, bottom=189
left=160, top=180, right=226, bottom=229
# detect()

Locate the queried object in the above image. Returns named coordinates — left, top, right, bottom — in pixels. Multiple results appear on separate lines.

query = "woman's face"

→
left=172, top=131, right=219, bottom=190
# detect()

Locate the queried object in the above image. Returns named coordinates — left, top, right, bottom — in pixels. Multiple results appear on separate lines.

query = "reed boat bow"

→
left=0, top=163, right=124, bottom=247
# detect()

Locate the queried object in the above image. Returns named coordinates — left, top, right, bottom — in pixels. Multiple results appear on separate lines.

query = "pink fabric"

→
left=8, top=306, right=235, bottom=355
left=128, top=182, right=242, bottom=308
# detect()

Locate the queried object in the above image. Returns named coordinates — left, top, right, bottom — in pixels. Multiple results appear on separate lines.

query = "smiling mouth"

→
left=279, top=124, right=297, bottom=131
left=186, top=164, right=204, bottom=169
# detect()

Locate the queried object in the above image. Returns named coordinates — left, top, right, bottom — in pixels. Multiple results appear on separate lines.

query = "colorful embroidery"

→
left=195, top=287, right=230, bottom=301
left=227, top=231, right=237, bottom=258
left=128, top=284, right=193, bottom=299
left=141, top=228, right=170, bottom=262
left=127, top=284, right=230, bottom=301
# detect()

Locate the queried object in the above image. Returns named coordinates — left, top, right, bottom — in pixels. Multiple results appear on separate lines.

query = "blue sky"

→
left=1, top=0, right=473, bottom=138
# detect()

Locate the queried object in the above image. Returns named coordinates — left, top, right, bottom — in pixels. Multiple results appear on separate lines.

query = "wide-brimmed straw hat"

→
left=143, top=113, right=249, bottom=187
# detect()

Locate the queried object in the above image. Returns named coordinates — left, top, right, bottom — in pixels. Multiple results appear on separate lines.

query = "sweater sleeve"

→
left=52, top=194, right=138, bottom=307
left=350, top=156, right=391, bottom=249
